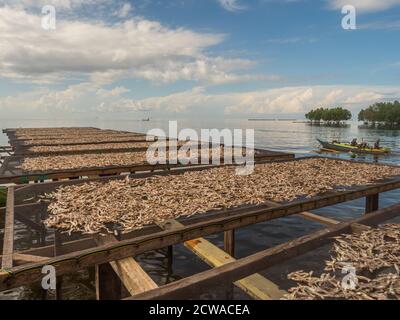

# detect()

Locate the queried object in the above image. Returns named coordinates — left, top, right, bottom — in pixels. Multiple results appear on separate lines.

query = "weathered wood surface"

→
left=263, top=200, right=341, bottom=226
left=159, top=220, right=285, bottom=300
left=95, top=263, right=122, bottom=300
left=1, top=188, right=400, bottom=291
left=366, top=194, right=379, bottom=214
left=12, top=253, right=48, bottom=264
left=1, top=187, right=15, bottom=270
left=224, top=229, right=236, bottom=257
left=129, top=203, right=400, bottom=300
left=297, top=211, right=340, bottom=226
left=95, top=235, right=157, bottom=297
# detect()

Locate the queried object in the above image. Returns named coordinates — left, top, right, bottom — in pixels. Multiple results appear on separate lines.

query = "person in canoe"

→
left=359, top=141, right=369, bottom=149
left=317, top=138, right=391, bottom=155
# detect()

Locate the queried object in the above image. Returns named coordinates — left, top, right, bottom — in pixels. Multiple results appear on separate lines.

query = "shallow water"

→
left=0, top=119, right=399, bottom=300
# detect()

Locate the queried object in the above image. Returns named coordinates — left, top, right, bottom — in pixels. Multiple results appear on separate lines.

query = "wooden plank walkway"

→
left=158, top=219, right=286, bottom=300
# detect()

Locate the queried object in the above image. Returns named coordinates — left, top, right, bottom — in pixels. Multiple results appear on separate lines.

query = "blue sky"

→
left=0, top=0, right=400, bottom=119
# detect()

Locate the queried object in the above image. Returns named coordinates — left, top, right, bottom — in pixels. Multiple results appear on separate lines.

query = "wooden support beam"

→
left=1, top=194, right=399, bottom=292
left=130, top=204, right=400, bottom=300
left=167, top=246, right=173, bottom=275
left=1, top=187, right=14, bottom=270
left=264, top=200, right=341, bottom=226
left=366, top=194, right=379, bottom=214
left=297, top=211, right=340, bottom=226
left=95, top=235, right=157, bottom=298
left=54, top=231, right=63, bottom=300
left=15, top=212, right=45, bottom=232
left=12, top=253, right=48, bottom=264
left=224, top=230, right=235, bottom=257
left=158, top=220, right=286, bottom=300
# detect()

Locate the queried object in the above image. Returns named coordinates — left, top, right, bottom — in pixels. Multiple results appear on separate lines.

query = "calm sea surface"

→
left=0, top=118, right=399, bottom=300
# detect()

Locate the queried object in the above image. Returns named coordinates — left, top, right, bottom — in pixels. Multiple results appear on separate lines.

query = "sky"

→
left=0, top=0, right=400, bottom=119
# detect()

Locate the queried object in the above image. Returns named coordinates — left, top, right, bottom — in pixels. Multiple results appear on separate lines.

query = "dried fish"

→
left=21, top=135, right=150, bottom=146
left=19, top=146, right=247, bottom=172
left=284, top=224, right=400, bottom=300
left=19, top=133, right=144, bottom=141
left=44, top=158, right=400, bottom=235
left=27, top=141, right=202, bottom=154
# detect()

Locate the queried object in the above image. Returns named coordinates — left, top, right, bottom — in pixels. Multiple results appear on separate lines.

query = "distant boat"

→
left=317, top=139, right=391, bottom=155
left=142, top=118, right=150, bottom=122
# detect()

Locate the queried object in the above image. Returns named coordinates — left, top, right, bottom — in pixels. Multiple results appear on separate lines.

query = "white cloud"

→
left=344, top=91, right=385, bottom=104
left=329, top=0, right=400, bottom=13
left=0, top=6, right=261, bottom=85
left=2, top=84, right=399, bottom=116
left=359, top=19, right=400, bottom=30
left=131, top=85, right=400, bottom=115
left=0, top=0, right=107, bottom=10
left=113, top=3, right=133, bottom=18
left=96, top=86, right=130, bottom=97
left=0, top=81, right=142, bottom=114
left=265, top=37, right=318, bottom=44
left=217, top=0, right=246, bottom=12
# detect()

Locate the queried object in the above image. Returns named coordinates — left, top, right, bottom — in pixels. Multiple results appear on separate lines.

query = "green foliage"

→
left=358, top=101, right=400, bottom=128
left=0, top=187, right=6, bottom=207
left=305, top=107, right=352, bottom=125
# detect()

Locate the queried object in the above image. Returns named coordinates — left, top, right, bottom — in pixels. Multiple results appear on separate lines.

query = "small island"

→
left=305, top=107, right=352, bottom=127
left=359, top=101, right=400, bottom=129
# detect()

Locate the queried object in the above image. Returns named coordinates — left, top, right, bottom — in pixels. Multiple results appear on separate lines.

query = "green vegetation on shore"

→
left=305, top=107, right=352, bottom=126
left=0, top=187, right=6, bottom=207
left=359, top=101, right=400, bottom=129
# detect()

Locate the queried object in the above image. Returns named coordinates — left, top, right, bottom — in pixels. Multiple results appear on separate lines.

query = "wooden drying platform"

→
left=4, top=126, right=144, bottom=143
left=0, top=127, right=294, bottom=184
left=0, top=149, right=293, bottom=184
left=0, top=157, right=399, bottom=300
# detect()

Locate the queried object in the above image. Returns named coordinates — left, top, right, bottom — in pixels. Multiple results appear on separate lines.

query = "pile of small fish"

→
left=28, top=142, right=152, bottom=153
left=20, top=146, right=243, bottom=172
left=21, top=135, right=149, bottom=146
left=43, top=158, right=400, bottom=234
left=15, top=129, right=129, bottom=139
left=18, top=133, right=144, bottom=141
left=27, top=141, right=202, bottom=154
left=20, top=151, right=148, bottom=171
left=284, top=224, right=400, bottom=300
left=13, top=128, right=103, bottom=136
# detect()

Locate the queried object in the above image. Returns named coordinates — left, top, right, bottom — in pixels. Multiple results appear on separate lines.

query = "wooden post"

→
left=54, top=231, right=63, bottom=300
left=95, top=263, right=122, bottom=300
left=95, top=232, right=123, bottom=300
left=1, top=187, right=14, bottom=270
left=38, top=209, right=46, bottom=246
left=224, top=229, right=235, bottom=257
left=167, top=246, right=173, bottom=275
left=158, top=220, right=286, bottom=300
left=366, top=194, right=379, bottom=214
left=95, top=234, right=157, bottom=299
